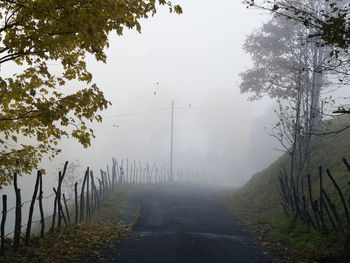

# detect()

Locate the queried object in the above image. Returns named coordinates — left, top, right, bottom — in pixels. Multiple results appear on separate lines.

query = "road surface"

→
left=98, top=185, right=272, bottom=263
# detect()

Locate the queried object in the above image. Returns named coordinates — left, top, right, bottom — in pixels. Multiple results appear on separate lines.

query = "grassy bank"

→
left=222, top=116, right=350, bottom=262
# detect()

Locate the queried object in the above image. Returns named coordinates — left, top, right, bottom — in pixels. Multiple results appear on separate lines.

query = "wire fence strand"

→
left=0, top=193, right=56, bottom=215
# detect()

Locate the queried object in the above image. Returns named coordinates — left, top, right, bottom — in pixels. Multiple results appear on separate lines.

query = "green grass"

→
left=222, top=115, right=350, bottom=261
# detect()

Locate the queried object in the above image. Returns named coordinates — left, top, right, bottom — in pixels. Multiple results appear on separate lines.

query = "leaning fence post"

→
left=327, top=169, right=350, bottom=227
left=80, top=168, right=88, bottom=222
left=90, top=171, right=98, bottom=213
left=63, top=194, right=70, bottom=225
left=90, top=171, right=100, bottom=214
left=13, top=173, right=21, bottom=251
left=38, top=171, right=45, bottom=238
left=86, top=171, right=90, bottom=220
left=308, top=174, right=321, bottom=231
left=107, top=165, right=111, bottom=191
left=25, top=171, right=40, bottom=245
left=74, top=182, right=78, bottom=224
left=1, top=195, right=7, bottom=255
left=51, top=187, right=58, bottom=232
left=322, top=189, right=345, bottom=234
left=57, top=162, right=68, bottom=229
left=319, top=166, right=325, bottom=233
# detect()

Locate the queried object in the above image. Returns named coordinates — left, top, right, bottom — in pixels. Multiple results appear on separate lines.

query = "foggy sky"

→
left=63, top=0, right=276, bottom=185
left=1, top=0, right=283, bottom=233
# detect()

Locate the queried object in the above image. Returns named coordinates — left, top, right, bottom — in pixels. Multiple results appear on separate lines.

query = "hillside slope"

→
left=222, top=115, right=350, bottom=260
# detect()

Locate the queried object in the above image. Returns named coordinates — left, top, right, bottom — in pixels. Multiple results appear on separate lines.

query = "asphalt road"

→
left=98, top=185, right=273, bottom=263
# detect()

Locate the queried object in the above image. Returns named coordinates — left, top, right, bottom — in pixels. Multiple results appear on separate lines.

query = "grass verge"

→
left=220, top=190, right=344, bottom=262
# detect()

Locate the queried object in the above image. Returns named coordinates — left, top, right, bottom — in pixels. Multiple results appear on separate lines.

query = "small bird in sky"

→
left=156, top=82, right=159, bottom=85
left=113, top=124, right=119, bottom=128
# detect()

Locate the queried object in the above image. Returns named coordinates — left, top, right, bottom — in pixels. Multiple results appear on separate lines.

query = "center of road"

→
left=98, top=185, right=272, bottom=263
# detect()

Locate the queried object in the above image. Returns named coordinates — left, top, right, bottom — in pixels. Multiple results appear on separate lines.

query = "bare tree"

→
left=240, top=0, right=343, bottom=204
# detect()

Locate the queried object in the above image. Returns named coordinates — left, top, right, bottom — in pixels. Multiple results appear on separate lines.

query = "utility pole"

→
left=170, top=101, right=174, bottom=182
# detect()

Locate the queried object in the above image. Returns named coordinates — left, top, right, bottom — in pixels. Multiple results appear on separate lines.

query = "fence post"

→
left=25, top=171, right=40, bottom=245
left=323, top=189, right=344, bottom=234
left=107, top=165, right=111, bottom=191
left=90, top=171, right=98, bottom=213
left=51, top=187, right=58, bottom=232
left=90, top=171, right=100, bottom=213
left=57, top=162, right=68, bottom=229
left=80, top=168, right=88, bottom=222
left=63, top=194, right=70, bottom=225
left=318, top=166, right=325, bottom=233
left=86, top=170, right=90, bottom=220
left=74, top=182, right=78, bottom=224
left=308, top=174, right=321, bottom=231
left=126, top=159, right=129, bottom=184
left=13, top=173, right=21, bottom=251
left=327, top=169, right=350, bottom=227
left=53, top=187, right=62, bottom=229
left=1, top=195, right=7, bottom=255
left=38, top=171, right=45, bottom=238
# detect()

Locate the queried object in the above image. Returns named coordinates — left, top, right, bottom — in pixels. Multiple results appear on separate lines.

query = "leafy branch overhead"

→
left=0, top=0, right=182, bottom=186
left=244, top=0, right=350, bottom=51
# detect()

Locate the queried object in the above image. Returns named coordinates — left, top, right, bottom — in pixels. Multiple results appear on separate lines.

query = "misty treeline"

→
left=241, top=0, right=350, bottom=237
left=0, top=157, right=206, bottom=255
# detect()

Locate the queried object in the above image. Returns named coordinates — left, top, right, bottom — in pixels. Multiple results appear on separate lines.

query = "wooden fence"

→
left=279, top=158, right=350, bottom=235
left=0, top=157, right=206, bottom=255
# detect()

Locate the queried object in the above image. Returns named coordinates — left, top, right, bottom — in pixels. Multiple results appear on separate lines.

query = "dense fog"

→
left=0, top=0, right=283, bottom=234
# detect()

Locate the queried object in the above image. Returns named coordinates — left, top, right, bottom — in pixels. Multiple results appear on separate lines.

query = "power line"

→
left=104, top=106, right=264, bottom=119
left=174, top=107, right=261, bottom=111
left=104, top=107, right=170, bottom=119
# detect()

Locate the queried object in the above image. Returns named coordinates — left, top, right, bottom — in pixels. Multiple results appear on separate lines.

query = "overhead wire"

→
left=104, top=107, right=170, bottom=119
left=104, top=106, right=264, bottom=119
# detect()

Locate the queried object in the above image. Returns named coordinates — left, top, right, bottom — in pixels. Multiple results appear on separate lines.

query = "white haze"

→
left=0, top=0, right=284, bottom=234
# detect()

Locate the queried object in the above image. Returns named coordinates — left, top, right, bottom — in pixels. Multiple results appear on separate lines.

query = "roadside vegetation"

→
left=222, top=116, right=350, bottom=262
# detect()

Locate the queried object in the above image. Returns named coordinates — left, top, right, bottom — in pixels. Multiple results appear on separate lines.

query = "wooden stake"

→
left=38, top=171, right=44, bottom=238
left=13, top=173, right=21, bottom=251
left=1, top=195, right=7, bottom=255
left=25, top=171, right=40, bottom=245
